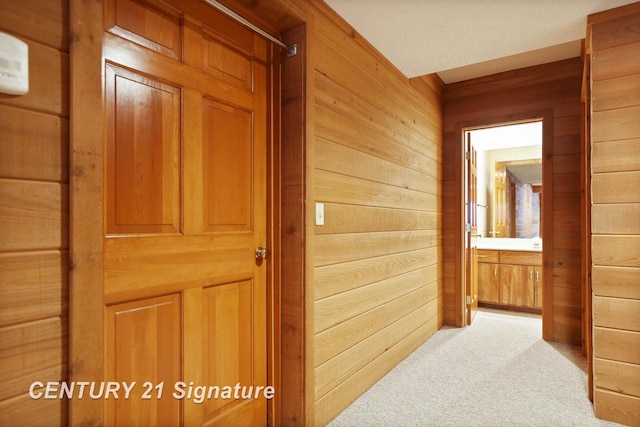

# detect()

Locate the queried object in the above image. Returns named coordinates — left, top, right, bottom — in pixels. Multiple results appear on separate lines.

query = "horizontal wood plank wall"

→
left=443, top=58, right=584, bottom=345
left=589, top=3, right=640, bottom=426
left=307, top=2, right=443, bottom=424
left=0, top=0, right=69, bottom=425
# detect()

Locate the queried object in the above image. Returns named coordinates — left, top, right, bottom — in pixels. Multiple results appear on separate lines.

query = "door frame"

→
left=455, top=109, right=553, bottom=337
left=464, top=132, right=479, bottom=325
left=69, top=1, right=307, bottom=425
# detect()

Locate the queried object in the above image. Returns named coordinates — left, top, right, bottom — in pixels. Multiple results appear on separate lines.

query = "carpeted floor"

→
left=328, top=308, right=623, bottom=427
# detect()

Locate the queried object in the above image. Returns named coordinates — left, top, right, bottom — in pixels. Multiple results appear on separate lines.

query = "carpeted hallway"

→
left=328, top=308, right=623, bottom=426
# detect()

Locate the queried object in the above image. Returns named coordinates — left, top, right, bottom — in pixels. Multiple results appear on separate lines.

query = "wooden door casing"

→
left=100, top=0, right=271, bottom=425
left=465, top=134, right=478, bottom=324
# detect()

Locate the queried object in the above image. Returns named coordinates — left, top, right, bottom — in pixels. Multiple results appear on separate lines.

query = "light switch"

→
left=315, top=203, right=324, bottom=226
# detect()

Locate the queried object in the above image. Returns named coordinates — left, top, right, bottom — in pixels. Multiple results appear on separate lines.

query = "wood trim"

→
left=454, top=110, right=554, bottom=333
left=267, top=39, right=282, bottom=427
left=541, top=111, right=554, bottom=342
left=581, top=37, right=594, bottom=401
left=453, top=125, right=464, bottom=327
left=279, top=22, right=308, bottom=427
left=69, top=0, right=104, bottom=424
left=587, top=1, right=640, bottom=26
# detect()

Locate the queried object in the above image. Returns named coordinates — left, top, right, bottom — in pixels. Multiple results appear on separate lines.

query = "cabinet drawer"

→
left=477, top=249, right=499, bottom=263
left=499, top=250, right=542, bottom=266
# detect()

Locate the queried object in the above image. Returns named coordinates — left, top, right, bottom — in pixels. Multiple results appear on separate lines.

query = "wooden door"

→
left=465, top=133, right=479, bottom=324
left=98, top=1, right=271, bottom=425
left=493, top=162, right=507, bottom=238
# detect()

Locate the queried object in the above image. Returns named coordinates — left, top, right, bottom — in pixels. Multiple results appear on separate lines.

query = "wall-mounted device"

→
left=0, top=32, right=29, bottom=95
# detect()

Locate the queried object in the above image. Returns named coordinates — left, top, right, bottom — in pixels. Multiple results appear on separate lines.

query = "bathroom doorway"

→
left=463, top=118, right=548, bottom=334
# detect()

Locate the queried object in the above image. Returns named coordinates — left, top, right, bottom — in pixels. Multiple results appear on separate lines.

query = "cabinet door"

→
left=478, top=262, right=500, bottom=303
left=534, top=266, right=543, bottom=308
left=500, top=264, right=534, bottom=306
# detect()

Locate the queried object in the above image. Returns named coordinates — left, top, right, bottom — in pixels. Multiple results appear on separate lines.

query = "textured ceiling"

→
left=323, top=0, right=637, bottom=83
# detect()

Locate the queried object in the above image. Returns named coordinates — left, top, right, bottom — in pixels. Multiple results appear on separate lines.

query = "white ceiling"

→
left=323, top=0, right=637, bottom=83
left=470, top=122, right=541, bottom=151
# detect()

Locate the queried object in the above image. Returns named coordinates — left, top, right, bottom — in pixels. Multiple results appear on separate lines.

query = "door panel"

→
left=203, top=99, right=253, bottom=232
left=203, top=279, right=266, bottom=424
left=105, top=294, right=182, bottom=426
left=105, top=0, right=183, bottom=60
left=105, top=64, right=181, bottom=235
left=465, top=133, right=479, bottom=324
left=534, top=266, right=543, bottom=308
left=500, top=264, right=532, bottom=306
left=101, top=0, right=270, bottom=425
left=478, top=262, right=499, bottom=303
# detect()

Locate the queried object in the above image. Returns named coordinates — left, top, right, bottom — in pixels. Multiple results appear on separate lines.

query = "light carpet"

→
left=328, top=308, right=623, bottom=427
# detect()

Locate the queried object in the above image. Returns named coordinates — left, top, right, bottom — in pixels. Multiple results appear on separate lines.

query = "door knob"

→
left=255, top=247, right=269, bottom=261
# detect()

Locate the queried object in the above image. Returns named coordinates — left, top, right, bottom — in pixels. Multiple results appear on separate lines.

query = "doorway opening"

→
left=463, top=119, right=546, bottom=334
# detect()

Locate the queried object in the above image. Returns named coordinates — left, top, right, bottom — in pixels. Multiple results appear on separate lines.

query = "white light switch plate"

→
left=315, top=203, right=324, bottom=226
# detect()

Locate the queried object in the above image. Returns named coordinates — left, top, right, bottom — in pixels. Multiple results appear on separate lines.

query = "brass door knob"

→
left=255, top=247, right=269, bottom=261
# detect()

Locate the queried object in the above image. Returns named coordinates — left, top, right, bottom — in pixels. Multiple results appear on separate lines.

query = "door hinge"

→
left=465, top=151, right=470, bottom=160
left=465, top=223, right=472, bottom=233
left=466, top=295, right=471, bottom=305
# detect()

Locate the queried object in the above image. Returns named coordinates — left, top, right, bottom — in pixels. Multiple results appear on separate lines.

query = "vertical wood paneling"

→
left=589, top=4, right=640, bottom=426
left=0, top=1, right=69, bottom=424
left=443, top=58, right=584, bottom=345
left=307, top=2, right=443, bottom=424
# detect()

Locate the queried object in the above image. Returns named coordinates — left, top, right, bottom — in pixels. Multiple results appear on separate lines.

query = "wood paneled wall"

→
left=443, top=58, right=584, bottom=345
left=588, top=3, right=640, bottom=425
left=307, top=3, right=443, bottom=425
left=0, top=0, right=69, bottom=425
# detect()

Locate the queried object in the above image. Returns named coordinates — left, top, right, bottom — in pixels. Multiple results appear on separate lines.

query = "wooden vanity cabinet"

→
left=533, top=266, right=543, bottom=308
left=478, top=262, right=499, bottom=303
left=477, top=249, right=542, bottom=311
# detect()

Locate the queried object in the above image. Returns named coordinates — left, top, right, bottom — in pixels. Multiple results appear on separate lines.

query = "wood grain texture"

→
left=594, top=388, right=640, bottom=427
left=592, top=106, right=640, bottom=143
left=314, top=285, right=437, bottom=366
left=0, top=251, right=68, bottom=327
left=593, top=327, right=640, bottom=368
left=315, top=249, right=438, bottom=300
left=308, top=1, right=443, bottom=423
left=592, top=266, right=640, bottom=299
left=499, top=250, right=542, bottom=266
left=68, top=1, right=105, bottom=423
left=592, top=204, right=640, bottom=234
left=0, top=4, right=70, bottom=424
left=594, top=358, right=640, bottom=398
left=592, top=139, right=640, bottom=173
left=591, top=41, right=640, bottom=82
left=0, top=392, right=67, bottom=427
left=592, top=236, right=640, bottom=268
left=592, top=171, right=640, bottom=204
left=315, top=267, right=435, bottom=333
left=0, top=317, right=68, bottom=401
left=443, top=57, right=582, bottom=343
left=315, top=301, right=435, bottom=399
left=314, top=318, right=438, bottom=426
left=0, top=105, right=68, bottom=182
left=593, top=296, right=640, bottom=332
